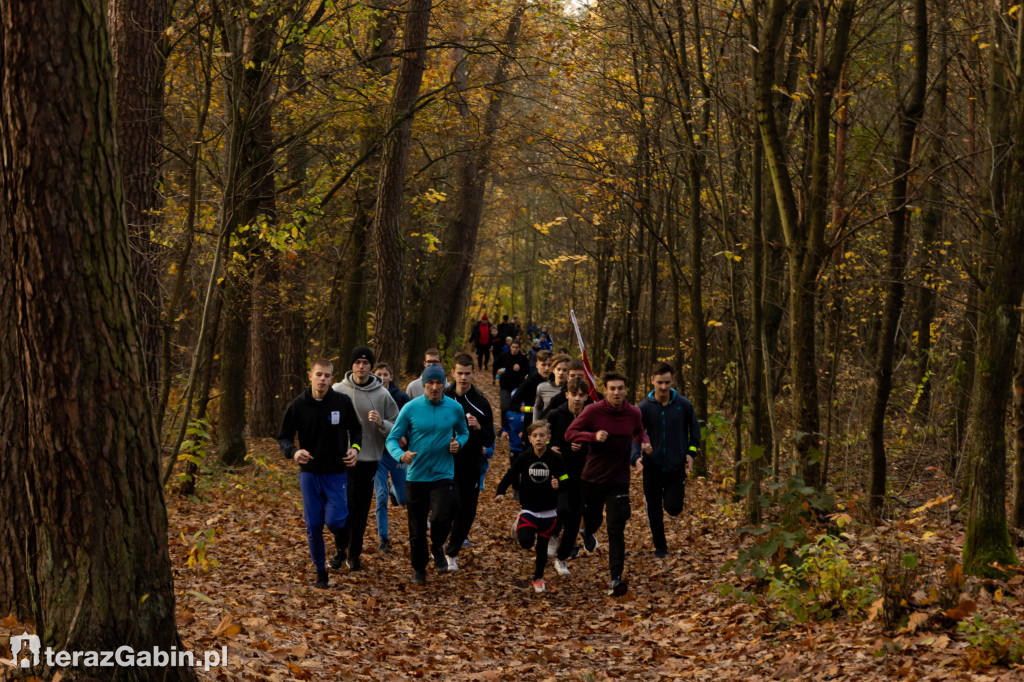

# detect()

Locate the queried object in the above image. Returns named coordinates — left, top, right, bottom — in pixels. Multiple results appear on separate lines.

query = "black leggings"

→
left=582, top=481, right=631, bottom=579
left=642, top=467, right=686, bottom=553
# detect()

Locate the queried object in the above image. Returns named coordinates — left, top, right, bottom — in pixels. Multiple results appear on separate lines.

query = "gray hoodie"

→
left=332, top=372, right=399, bottom=462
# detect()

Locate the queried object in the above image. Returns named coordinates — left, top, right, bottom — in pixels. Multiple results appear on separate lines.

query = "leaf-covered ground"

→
left=166, top=388, right=1023, bottom=681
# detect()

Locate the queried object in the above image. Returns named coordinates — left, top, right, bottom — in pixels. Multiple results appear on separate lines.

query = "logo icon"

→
left=10, top=632, right=41, bottom=668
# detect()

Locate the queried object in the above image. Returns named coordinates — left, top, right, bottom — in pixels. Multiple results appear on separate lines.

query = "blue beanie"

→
left=422, top=365, right=446, bottom=384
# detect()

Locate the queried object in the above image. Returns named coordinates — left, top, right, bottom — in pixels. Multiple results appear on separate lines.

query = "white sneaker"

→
left=446, top=554, right=458, bottom=572
left=547, top=535, right=559, bottom=557
left=532, top=579, right=546, bottom=593
left=554, top=559, right=570, bottom=576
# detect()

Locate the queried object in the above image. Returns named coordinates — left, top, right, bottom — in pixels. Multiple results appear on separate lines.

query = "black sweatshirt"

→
left=545, top=405, right=589, bottom=484
left=510, top=372, right=548, bottom=413
left=493, top=351, right=530, bottom=391
left=277, top=387, right=362, bottom=474
left=443, top=384, right=495, bottom=482
left=496, top=447, right=567, bottom=513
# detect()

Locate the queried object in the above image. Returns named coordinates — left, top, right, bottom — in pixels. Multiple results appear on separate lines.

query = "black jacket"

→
left=277, top=387, right=362, bottom=474
left=631, top=389, right=700, bottom=471
left=545, top=405, right=589, bottom=483
left=496, top=447, right=566, bottom=513
left=443, top=384, right=495, bottom=482
left=510, top=371, right=547, bottom=413
left=492, top=351, right=530, bottom=391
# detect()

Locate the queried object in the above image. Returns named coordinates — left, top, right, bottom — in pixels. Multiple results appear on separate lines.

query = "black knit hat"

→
left=350, top=345, right=375, bottom=367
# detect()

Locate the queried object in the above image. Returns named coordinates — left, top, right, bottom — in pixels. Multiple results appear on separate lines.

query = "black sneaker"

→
left=346, top=557, right=362, bottom=571
left=570, top=545, right=580, bottom=560
left=329, top=552, right=345, bottom=570
left=314, top=570, right=329, bottom=589
left=608, top=577, right=628, bottom=597
left=412, top=569, right=426, bottom=585
left=377, top=537, right=391, bottom=553
left=434, top=555, right=449, bottom=573
left=654, top=548, right=668, bottom=559
left=582, top=532, right=599, bottom=553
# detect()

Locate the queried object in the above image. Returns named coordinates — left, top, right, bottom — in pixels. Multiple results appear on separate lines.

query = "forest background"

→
left=3, top=0, right=1024, bottom=678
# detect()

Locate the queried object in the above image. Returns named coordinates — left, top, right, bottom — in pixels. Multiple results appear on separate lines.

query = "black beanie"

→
left=350, top=345, right=375, bottom=367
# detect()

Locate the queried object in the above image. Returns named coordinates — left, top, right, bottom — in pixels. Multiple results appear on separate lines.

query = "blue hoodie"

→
left=386, top=393, right=469, bottom=482
left=632, top=389, right=700, bottom=471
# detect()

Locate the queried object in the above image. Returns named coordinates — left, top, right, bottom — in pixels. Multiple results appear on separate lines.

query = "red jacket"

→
left=565, top=399, right=649, bottom=484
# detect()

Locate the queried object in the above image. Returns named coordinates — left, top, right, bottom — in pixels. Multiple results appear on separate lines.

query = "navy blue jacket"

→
left=387, top=383, right=411, bottom=411
left=632, top=389, right=700, bottom=472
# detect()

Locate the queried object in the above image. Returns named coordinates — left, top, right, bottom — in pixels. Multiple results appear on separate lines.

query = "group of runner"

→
left=277, top=334, right=700, bottom=596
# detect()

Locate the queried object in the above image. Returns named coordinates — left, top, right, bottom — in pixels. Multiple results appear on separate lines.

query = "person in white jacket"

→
left=331, top=346, right=399, bottom=571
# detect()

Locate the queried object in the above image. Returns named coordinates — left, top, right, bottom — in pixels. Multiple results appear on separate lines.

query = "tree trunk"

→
left=962, top=2, right=1024, bottom=576
left=372, top=0, right=433, bottom=366
left=867, top=0, right=927, bottom=518
left=108, top=0, right=168, bottom=402
left=913, top=8, right=947, bottom=426
left=216, top=3, right=278, bottom=465
left=756, top=0, right=855, bottom=488
left=687, top=164, right=709, bottom=476
left=1013, top=325, right=1024, bottom=531
left=436, top=4, right=526, bottom=347
left=249, top=254, right=283, bottom=437
left=0, top=0, right=193, bottom=674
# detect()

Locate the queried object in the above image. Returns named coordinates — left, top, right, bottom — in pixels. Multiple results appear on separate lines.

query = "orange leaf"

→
left=904, top=612, right=929, bottom=634
left=212, top=615, right=240, bottom=638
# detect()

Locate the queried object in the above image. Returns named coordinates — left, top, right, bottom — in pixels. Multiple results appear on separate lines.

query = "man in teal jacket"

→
left=386, top=364, right=469, bottom=584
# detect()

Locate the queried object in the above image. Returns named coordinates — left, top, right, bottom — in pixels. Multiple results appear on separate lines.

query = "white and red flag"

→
left=570, top=309, right=601, bottom=401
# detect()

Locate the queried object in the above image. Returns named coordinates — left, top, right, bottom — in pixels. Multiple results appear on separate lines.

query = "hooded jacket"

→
left=631, top=389, right=700, bottom=471
left=333, top=372, right=399, bottom=462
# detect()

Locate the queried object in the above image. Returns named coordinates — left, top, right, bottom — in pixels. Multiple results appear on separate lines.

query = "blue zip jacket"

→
left=632, top=389, right=700, bottom=471
left=386, top=393, right=470, bottom=482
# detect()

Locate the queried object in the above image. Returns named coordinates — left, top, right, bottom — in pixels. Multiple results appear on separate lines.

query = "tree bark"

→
left=108, top=0, right=168, bottom=402
left=435, top=4, right=526, bottom=348
left=962, top=0, right=1024, bottom=575
left=867, top=0, right=927, bottom=519
left=372, top=0, right=433, bottom=366
left=216, top=3, right=278, bottom=465
left=1013, top=325, right=1024, bottom=531
left=0, top=0, right=193, bottom=675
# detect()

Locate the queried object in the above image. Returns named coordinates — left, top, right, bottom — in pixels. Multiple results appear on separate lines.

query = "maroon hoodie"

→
left=564, top=399, right=649, bottom=484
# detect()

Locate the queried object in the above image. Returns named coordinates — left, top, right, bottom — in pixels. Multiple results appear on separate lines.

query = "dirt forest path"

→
left=167, top=381, right=1011, bottom=681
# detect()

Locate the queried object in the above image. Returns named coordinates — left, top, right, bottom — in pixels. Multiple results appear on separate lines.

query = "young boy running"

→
left=546, top=377, right=591, bottom=575
left=494, top=420, right=566, bottom=593
left=277, top=358, right=362, bottom=588
left=633, top=362, right=699, bottom=557
left=535, top=353, right=571, bottom=418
